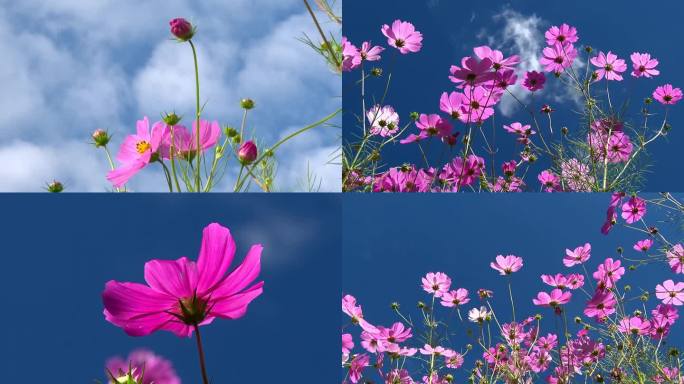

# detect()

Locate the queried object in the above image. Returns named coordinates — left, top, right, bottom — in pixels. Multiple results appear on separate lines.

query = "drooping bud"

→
left=169, top=18, right=195, bottom=41
left=240, top=98, right=255, bottom=110
left=92, top=129, right=111, bottom=147
left=47, top=180, right=64, bottom=193
left=237, top=140, right=258, bottom=164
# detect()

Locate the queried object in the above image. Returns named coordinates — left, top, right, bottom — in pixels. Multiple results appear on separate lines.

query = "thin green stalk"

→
left=102, top=145, right=121, bottom=192
left=169, top=126, right=182, bottom=192
left=302, top=0, right=340, bottom=69
left=192, top=324, right=210, bottom=384
left=188, top=40, right=202, bottom=192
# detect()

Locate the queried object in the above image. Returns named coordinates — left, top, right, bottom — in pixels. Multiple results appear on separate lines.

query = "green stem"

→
left=102, top=145, right=121, bottom=193
left=168, top=126, right=182, bottom=192
left=302, top=0, right=340, bottom=69
left=189, top=40, right=202, bottom=192
left=233, top=165, right=245, bottom=192
left=193, top=324, right=210, bottom=384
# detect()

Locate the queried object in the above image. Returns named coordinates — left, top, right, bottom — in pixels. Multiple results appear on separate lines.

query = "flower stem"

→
left=188, top=40, right=202, bottom=192
left=193, top=324, right=210, bottom=384
left=102, top=145, right=121, bottom=192
left=302, top=0, right=340, bottom=69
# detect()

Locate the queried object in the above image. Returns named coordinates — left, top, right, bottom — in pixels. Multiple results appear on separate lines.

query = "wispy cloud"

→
left=0, top=0, right=340, bottom=191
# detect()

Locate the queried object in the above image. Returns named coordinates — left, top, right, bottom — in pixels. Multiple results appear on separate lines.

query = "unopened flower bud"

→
left=92, top=129, right=110, bottom=147
left=224, top=126, right=238, bottom=137
left=390, top=302, right=400, bottom=310
left=445, top=374, right=454, bottom=382
left=591, top=71, right=599, bottom=81
left=663, top=123, right=672, bottom=133
left=47, top=180, right=64, bottom=193
left=417, top=301, right=426, bottom=309
left=561, top=126, right=569, bottom=135
left=169, top=18, right=195, bottom=41
left=237, top=140, right=258, bottom=164
left=162, top=112, right=182, bottom=126
left=584, top=45, right=593, bottom=53
left=616, top=246, right=623, bottom=254
left=409, top=112, right=419, bottom=121
left=644, top=97, right=653, bottom=105
left=232, top=134, right=242, bottom=144
left=371, top=67, right=383, bottom=77
left=240, top=98, right=255, bottom=110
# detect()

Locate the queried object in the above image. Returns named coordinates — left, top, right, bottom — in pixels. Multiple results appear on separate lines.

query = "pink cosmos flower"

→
left=601, top=205, right=618, bottom=235
left=538, top=170, right=561, bottom=192
left=545, top=24, right=579, bottom=46
left=419, top=344, right=448, bottom=356
left=563, top=243, right=591, bottom=267
left=449, top=56, right=495, bottom=87
left=386, top=369, right=413, bottom=383
left=360, top=330, right=385, bottom=353
left=617, top=316, right=651, bottom=335
left=541, top=273, right=584, bottom=290
left=439, top=91, right=467, bottom=120
left=381, top=322, right=413, bottom=344
left=653, top=84, right=683, bottom=105
left=439, top=155, right=485, bottom=190
left=488, top=70, right=517, bottom=91
left=593, top=258, right=625, bottom=289
left=342, top=333, right=354, bottom=362
left=561, top=158, right=594, bottom=191
left=163, top=120, right=221, bottom=160
left=342, top=295, right=378, bottom=333
left=440, top=288, right=470, bottom=307
left=533, top=289, right=572, bottom=307
left=349, top=354, right=369, bottom=383
left=490, top=254, right=523, bottom=275
left=372, top=165, right=434, bottom=193
left=106, top=349, right=180, bottom=384
left=503, top=122, right=535, bottom=144
left=605, top=131, right=633, bottom=163
left=107, top=117, right=165, bottom=188
left=445, top=352, right=464, bottom=369
left=381, top=20, right=423, bottom=54
left=656, top=280, right=684, bottom=306
left=341, top=37, right=361, bottom=71
left=103, top=223, right=263, bottom=338
left=540, top=43, right=577, bottom=73
left=633, top=238, right=653, bottom=252
left=401, top=114, right=452, bottom=144
left=473, top=45, right=520, bottom=71
left=667, top=244, right=684, bottom=274
left=621, top=196, right=646, bottom=224
left=522, top=71, right=546, bottom=91
left=367, top=105, right=400, bottom=137
left=590, top=51, right=627, bottom=81
left=359, top=41, right=384, bottom=62
left=630, top=52, right=659, bottom=78
left=457, top=85, right=497, bottom=123
left=584, top=290, right=617, bottom=320
left=422, top=272, right=452, bottom=297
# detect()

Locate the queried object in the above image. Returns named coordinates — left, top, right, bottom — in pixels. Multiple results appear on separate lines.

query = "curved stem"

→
left=189, top=40, right=202, bottom=192
left=193, top=324, right=210, bottom=384
left=102, top=146, right=121, bottom=192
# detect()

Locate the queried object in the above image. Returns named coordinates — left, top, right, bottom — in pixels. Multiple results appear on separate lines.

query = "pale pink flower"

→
left=421, top=272, right=451, bottom=297
left=359, top=41, right=384, bottom=61
left=563, top=243, right=591, bottom=267
left=656, top=280, right=684, bottom=306
left=349, top=354, right=369, bottom=383
left=544, top=24, right=579, bottom=46
left=653, top=84, right=683, bottom=105
left=473, top=45, right=520, bottom=71
left=533, top=289, right=572, bottom=307
left=342, top=333, right=354, bottom=362
left=439, top=91, right=467, bottom=120
left=490, top=254, right=523, bottom=275
left=440, top=288, right=470, bottom=307
left=593, top=258, right=625, bottom=289
left=590, top=51, right=627, bottom=81
left=342, top=295, right=378, bottom=333
left=367, top=105, right=400, bottom=137
left=540, top=43, right=577, bottom=73
left=630, top=52, right=659, bottom=78
left=667, top=244, right=684, bottom=274
left=633, top=239, right=653, bottom=252
left=341, top=37, right=361, bottom=72
left=381, top=20, right=423, bottom=54
left=617, top=316, right=651, bottom=335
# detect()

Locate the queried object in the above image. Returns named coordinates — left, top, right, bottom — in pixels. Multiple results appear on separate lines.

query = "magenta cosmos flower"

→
left=621, top=196, right=646, bottom=224
left=490, top=255, right=523, bottom=275
left=341, top=37, right=361, bottom=72
left=473, top=45, right=520, bottom=71
left=381, top=20, right=423, bottom=54
left=359, top=41, right=384, bottom=62
left=421, top=272, right=452, bottom=297
left=563, top=243, right=591, bottom=267
left=533, top=289, right=571, bottom=308
left=439, top=91, right=467, bottom=120
left=522, top=71, right=546, bottom=91
left=106, top=349, right=180, bottom=384
left=237, top=140, right=258, bottom=164
left=169, top=18, right=194, bottom=41
left=163, top=120, right=220, bottom=160
left=590, top=51, right=627, bottom=81
left=618, top=316, right=651, bottom=335
left=448, top=56, right=495, bottom=87
left=440, top=288, right=470, bottom=307
left=653, top=84, right=683, bottom=105
left=633, top=239, right=653, bottom=252
left=667, top=244, right=684, bottom=274
left=656, top=280, right=684, bottom=306
left=107, top=117, right=165, bottom=188
left=540, top=43, right=577, bottom=73
left=538, top=170, right=560, bottom=192
left=630, top=52, right=659, bottom=78
left=544, top=24, right=579, bottom=46
left=102, top=223, right=264, bottom=337
left=584, top=290, right=617, bottom=320
left=400, top=113, right=452, bottom=144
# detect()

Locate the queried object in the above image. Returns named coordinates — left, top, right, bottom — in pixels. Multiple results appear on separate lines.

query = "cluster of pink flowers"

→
left=343, top=19, right=682, bottom=193
left=342, top=195, right=684, bottom=382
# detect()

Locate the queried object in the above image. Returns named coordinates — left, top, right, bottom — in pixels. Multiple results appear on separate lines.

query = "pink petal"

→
left=212, top=244, right=263, bottom=299
left=210, top=282, right=264, bottom=319
left=144, top=257, right=197, bottom=298
left=196, top=223, right=237, bottom=294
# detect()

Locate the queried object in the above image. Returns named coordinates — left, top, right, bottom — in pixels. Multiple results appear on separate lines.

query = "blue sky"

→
left=0, top=0, right=341, bottom=191
left=343, top=1, right=684, bottom=191
left=0, top=194, right=340, bottom=382
left=343, top=193, right=684, bottom=382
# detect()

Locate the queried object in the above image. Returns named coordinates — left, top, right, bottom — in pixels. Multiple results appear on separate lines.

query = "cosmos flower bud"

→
left=169, top=18, right=194, bottom=41
left=409, top=112, right=419, bottom=121
left=47, top=180, right=64, bottom=193
left=225, top=126, right=238, bottom=137
left=371, top=67, right=383, bottom=77
left=237, top=140, right=258, bottom=164
left=584, top=45, right=593, bottom=53
left=561, top=126, right=569, bottom=135
left=644, top=97, right=653, bottom=104
left=540, top=104, right=554, bottom=114
left=390, top=302, right=400, bottom=310
left=162, top=112, right=182, bottom=126
left=240, top=98, right=255, bottom=110
left=92, top=129, right=111, bottom=147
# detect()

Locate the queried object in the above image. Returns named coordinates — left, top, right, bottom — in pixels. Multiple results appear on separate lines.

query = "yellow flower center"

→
left=136, top=140, right=151, bottom=154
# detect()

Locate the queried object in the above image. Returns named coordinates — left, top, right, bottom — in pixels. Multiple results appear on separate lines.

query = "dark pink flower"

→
left=457, top=85, right=497, bottom=123
left=653, top=84, right=683, bottom=105
left=169, top=18, right=194, bottom=41
left=237, top=140, right=258, bottom=164
left=342, top=295, right=378, bottom=333
left=449, top=56, right=495, bottom=87
left=533, top=289, right=572, bottom=307
left=400, top=114, right=452, bottom=144
left=590, top=51, right=627, bottom=81
left=341, top=37, right=361, bottom=72
left=540, top=43, right=577, bottom=73
left=630, top=52, right=659, bottom=78
left=621, top=196, right=646, bottom=224
left=102, top=223, right=264, bottom=337
left=106, top=349, right=180, bottom=384
left=490, top=254, right=523, bottom=275
left=107, top=117, right=165, bottom=188
left=538, top=170, right=560, bottom=192
left=633, top=238, right=653, bottom=252
left=544, top=24, right=579, bottom=46
left=439, top=154, right=485, bottom=190
left=522, top=71, right=546, bottom=91
left=439, top=91, right=467, bottom=120
left=584, top=290, right=617, bottom=320
left=381, top=20, right=423, bottom=54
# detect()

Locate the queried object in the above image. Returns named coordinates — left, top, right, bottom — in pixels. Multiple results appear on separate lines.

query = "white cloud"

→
left=0, top=0, right=340, bottom=191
